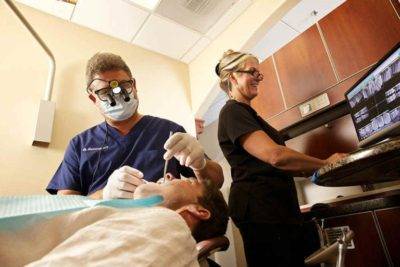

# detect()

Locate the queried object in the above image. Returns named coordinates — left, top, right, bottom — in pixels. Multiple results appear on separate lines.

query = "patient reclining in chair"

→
left=0, top=177, right=228, bottom=267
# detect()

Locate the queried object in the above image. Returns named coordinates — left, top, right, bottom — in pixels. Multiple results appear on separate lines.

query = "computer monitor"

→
left=345, top=42, right=400, bottom=148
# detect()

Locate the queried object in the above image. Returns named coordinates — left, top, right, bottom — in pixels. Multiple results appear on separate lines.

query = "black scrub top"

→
left=218, top=100, right=301, bottom=224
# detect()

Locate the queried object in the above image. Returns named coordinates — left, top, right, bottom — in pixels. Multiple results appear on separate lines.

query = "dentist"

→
left=47, top=52, right=223, bottom=199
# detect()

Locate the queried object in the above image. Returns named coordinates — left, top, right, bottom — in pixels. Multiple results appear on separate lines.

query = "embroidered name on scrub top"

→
left=82, top=146, right=109, bottom=152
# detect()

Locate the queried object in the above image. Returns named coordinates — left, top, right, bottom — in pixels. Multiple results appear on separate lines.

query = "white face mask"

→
left=99, top=93, right=138, bottom=121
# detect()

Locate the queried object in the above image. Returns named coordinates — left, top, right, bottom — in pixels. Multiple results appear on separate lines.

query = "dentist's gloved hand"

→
left=163, top=132, right=206, bottom=171
left=102, top=166, right=145, bottom=199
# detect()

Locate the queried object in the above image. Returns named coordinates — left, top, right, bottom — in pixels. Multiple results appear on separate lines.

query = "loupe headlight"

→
left=88, top=79, right=133, bottom=105
left=110, top=80, right=131, bottom=102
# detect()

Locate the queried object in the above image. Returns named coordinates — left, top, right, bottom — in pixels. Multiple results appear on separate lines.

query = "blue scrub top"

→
left=47, top=115, right=195, bottom=196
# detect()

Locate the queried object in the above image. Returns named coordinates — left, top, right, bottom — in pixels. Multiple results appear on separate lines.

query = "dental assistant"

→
left=216, top=50, right=346, bottom=267
left=47, top=52, right=223, bottom=199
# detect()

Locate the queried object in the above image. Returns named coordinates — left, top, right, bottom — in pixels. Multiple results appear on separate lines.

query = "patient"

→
left=0, top=177, right=228, bottom=267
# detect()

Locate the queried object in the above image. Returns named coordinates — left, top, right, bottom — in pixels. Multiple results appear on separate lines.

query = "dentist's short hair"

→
left=86, top=52, right=132, bottom=86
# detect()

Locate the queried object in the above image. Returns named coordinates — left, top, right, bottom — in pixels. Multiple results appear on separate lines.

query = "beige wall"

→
left=0, top=2, right=194, bottom=195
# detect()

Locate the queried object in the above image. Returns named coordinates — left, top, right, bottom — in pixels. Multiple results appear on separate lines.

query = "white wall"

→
left=199, top=121, right=247, bottom=267
left=300, top=180, right=362, bottom=205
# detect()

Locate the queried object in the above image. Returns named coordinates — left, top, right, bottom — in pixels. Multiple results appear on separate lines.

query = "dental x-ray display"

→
left=346, top=43, right=400, bottom=147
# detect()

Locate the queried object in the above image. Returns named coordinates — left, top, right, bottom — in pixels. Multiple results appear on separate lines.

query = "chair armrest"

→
left=196, top=236, right=230, bottom=260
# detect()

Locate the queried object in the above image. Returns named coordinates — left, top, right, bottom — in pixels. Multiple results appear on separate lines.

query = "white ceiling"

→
left=15, top=0, right=253, bottom=63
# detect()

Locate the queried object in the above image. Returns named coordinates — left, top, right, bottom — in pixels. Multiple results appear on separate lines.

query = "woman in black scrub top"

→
left=216, top=50, right=346, bottom=267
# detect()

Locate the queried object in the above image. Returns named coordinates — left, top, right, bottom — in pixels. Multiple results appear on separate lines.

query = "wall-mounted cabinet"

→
left=253, top=0, right=400, bottom=139
left=267, top=105, right=301, bottom=130
left=274, top=25, right=337, bottom=108
left=325, top=68, right=370, bottom=106
left=391, top=0, right=400, bottom=16
left=318, top=0, right=400, bottom=80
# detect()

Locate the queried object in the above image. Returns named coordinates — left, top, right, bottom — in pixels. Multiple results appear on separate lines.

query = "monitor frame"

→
left=345, top=42, right=400, bottom=148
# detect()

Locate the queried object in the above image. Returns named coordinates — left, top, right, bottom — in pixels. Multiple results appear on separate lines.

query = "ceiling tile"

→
left=71, top=0, right=149, bottom=42
left=251, top=21, right=299, bottom=61
left=133, top=15, right=201, bottom=60
left=205, top=0, right=252, bottom=40
left=16, top=0, right=75, bottom=20
left=282, top=0, right=346, bottom=33
left=181, top=37, right=211, bottom=63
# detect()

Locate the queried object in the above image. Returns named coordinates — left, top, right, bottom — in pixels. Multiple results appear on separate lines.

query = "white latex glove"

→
left=102, top=166, right=145, bottom=199
left=163, top=132, right=206, bottom=171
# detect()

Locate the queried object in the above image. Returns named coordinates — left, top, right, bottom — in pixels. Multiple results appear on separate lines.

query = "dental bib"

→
left=0, top=195, right=163, bottom=231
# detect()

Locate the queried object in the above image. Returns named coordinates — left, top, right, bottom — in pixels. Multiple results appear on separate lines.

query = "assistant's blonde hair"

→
left=215, top=50, right=258, bottom=93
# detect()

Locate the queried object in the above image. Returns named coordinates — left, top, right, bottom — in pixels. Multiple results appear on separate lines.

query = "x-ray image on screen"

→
left=346, top=43, right=400, bottom=146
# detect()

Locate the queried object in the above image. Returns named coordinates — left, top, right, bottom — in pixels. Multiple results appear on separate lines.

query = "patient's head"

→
left=134, top=178, right=228, bottom=242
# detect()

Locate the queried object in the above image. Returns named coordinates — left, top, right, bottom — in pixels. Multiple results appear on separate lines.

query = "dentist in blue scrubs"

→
left=47, top=52, right=223, bottom=199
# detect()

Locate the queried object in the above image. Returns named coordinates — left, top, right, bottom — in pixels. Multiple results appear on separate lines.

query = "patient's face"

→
left=134, top=177, right=204, bottom=209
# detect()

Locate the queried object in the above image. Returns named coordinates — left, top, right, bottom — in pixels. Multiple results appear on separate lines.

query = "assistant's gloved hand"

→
left=163, top=132, right=206, bottom=171
left=102, top=166, right=145, bottom=199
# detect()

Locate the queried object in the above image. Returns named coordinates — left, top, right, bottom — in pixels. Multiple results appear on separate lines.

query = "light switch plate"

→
left=299, top=93, right=330, bottom=117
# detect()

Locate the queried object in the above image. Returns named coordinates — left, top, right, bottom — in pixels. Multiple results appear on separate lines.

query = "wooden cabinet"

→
left=314, top=206, right=400, bottom=267
left=273, top=25, right=337, bottom=108
left=391, top=0, right=400, bottom=16
left=326, top=68, right=371, bottom=106
left=375, top=207, right=400, bottom=266
left=250, top=56, right=285, bottom=120
left=285, top=114, right=358, bottom=158
left=266, top=106, right=300, bottom=131
left=318, top=0, right=400, bottom=80
left=266, top=69, right=372, bottom=132
left=323, top=212, right=389, bottom=266
left=253, top=0, right=400, bottom=136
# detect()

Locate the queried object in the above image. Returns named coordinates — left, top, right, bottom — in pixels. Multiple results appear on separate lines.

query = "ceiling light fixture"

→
left=128, top=0, right=161, bottom=11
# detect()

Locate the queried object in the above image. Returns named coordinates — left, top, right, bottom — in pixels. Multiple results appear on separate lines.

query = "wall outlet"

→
left=299, top=93, right=330, bottom=117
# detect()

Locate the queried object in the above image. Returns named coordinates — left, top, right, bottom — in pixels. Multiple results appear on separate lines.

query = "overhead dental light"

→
left=5, top=0, right=56, bottom=146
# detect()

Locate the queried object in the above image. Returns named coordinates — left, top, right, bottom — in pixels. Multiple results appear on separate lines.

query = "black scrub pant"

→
left=238, top=222, right=305, bottom=267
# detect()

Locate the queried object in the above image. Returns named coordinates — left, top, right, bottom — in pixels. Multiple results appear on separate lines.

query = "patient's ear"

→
left=185, top=204, right=210, bottom=221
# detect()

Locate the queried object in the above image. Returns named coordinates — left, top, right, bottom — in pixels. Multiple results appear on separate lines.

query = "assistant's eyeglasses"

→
left=235, top=69, right=264, bottom=81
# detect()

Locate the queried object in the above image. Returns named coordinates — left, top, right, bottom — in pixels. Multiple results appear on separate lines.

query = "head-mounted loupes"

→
left=87, top=79, right=133, bottom=106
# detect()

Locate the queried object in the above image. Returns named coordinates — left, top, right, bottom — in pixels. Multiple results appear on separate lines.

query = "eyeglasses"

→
left=235, top=68, right=263, bottom=80
left=87, top=79, right=134, bottom=101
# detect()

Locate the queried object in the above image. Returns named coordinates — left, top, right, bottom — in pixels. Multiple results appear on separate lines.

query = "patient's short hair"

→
left=192, top=180, right=228, bottom=242
left=86, top=52, right=132, bottom=86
